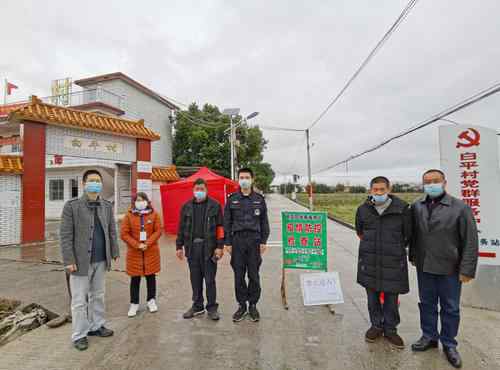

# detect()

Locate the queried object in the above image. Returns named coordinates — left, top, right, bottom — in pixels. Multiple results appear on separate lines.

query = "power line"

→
left=313, top=81, right=500, bottom=174
left=308, top=0, right=419, bottom=130
left=440, top=117, right=500, bottom=135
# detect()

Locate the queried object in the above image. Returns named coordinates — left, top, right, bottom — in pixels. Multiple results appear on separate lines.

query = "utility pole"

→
left=230, top=115, right=235, bottom=180
left=306, top=129, right=313, bottom=211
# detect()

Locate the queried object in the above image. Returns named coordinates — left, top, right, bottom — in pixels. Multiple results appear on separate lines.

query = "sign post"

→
left=281, top=211, right=336, bottom=312
left=440, top=125, right=500, bottom=311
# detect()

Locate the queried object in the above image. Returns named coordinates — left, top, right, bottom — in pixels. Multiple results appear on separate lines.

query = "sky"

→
left=2, top=0, right=500, bottom=186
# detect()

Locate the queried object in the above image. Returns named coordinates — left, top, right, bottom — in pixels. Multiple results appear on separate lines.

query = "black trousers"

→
left=230, top=232, right=262, bottom=305
left=188, top=242, right=218, bottom=311
left=366, top=288, right=400, bottom=335
left=130, top=274, right=156, bottom=304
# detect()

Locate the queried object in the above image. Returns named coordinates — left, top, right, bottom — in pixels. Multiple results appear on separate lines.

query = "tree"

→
left=349, top=185, right=367, bottom=194
left=173, top=103, right=275, bottom=191
left=335, top=183, right=346, bottom=193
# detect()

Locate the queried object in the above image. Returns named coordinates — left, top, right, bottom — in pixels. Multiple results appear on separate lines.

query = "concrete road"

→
left=0, top=194, right=499, bottom=370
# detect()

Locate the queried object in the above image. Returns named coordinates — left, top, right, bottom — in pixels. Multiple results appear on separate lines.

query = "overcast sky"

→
left=2, top=0, right=499, bottom=186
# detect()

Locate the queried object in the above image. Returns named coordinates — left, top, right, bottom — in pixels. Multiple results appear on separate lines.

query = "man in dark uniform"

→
left=224, top=168, right=270, bottom=322
left=176, top=178, right=225, bottom=320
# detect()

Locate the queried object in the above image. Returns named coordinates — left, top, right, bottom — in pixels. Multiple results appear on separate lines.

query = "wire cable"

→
left=308, top=0, right=419, bottom=130
left=313, top=81, right=500, bottom=174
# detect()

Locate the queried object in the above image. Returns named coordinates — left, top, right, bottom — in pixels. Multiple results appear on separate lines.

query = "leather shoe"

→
left=444, top=347, right=462, bottom=368
left=88, top=326, right=114, bottom=337
left=411, top=336, right=439, bottom=352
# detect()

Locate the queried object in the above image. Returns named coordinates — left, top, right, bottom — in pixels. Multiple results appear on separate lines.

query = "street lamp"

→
left=222, top=109, right=259, bottom=180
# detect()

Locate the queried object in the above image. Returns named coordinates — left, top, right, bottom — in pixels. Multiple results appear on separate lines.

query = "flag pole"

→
left=3, top=79, right=7, bottom=105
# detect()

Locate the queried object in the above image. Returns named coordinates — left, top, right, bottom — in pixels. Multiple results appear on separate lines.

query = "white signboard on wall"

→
left=64, top=136, right=123, bottom=155
left=439, top=125, right=500, bottom=266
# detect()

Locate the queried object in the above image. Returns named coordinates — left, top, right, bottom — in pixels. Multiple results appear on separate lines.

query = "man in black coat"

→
left=409, top=169, right=478, bottom=369
left=176, top=178, right=225, bottom=321
left=355, top=176, right=412, bottom=349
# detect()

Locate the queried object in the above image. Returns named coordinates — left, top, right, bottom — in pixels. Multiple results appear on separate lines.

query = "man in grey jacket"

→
left=410, top=169, right=478, bottom=368
left=60, top=169, right=120, bottom=351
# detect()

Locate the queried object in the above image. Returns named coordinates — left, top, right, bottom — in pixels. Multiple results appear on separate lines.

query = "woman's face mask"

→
left=135, top=200, right=148, bottom=210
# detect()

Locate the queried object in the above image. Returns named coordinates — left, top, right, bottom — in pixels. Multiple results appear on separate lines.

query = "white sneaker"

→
left=147, top=299, right=158, bottom=313
left=128, top=304, right=139, bottom=317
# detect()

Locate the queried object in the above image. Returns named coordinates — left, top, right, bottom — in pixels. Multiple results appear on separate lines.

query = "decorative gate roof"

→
left=152, top=166, right=180, bottom=182
left=0, top=155, right=23, bottom=174
left=7, top=96, right=160, bottom=141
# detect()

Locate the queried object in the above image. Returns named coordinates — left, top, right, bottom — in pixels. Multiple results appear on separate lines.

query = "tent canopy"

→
left=160, top=167, right=239, bottom=234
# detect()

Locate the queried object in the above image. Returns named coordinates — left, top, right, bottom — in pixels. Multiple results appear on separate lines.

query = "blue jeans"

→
left=417, top=271, right=462, bottom=348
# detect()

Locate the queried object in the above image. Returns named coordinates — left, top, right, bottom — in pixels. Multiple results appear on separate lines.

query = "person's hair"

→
left=238, top=167, right=254, bottom=178
left=370, top=176, right=390, bottom=188
left=422, top=169, right=446, bottom=180
left=193, top=178, right=207, bottom=187
left=82, top=169, right=102, bottom=183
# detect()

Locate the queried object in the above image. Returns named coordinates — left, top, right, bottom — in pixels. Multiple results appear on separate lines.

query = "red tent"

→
left=160, top=167, right=239, bottom=234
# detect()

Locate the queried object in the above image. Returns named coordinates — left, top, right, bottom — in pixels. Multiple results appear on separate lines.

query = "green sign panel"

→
left=281, top=211, right=328, bottom=271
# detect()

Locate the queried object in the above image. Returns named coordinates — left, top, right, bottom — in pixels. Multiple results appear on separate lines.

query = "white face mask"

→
left=135, top=200, right=148, bottom=210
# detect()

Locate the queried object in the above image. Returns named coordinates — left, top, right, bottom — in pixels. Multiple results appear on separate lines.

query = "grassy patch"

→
left=294, top=193, right=422, bottom=226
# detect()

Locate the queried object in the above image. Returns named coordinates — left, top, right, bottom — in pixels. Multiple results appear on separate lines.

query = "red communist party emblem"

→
left=456, top=128, right=480, bottom=148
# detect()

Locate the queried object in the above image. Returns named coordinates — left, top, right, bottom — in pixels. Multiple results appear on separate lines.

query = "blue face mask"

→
left=194, top=191, right=206, bottom=201
left=85, top=181, right=102, bottom=194
left=239, top=179, right=252, bottom=190
left=424, top=183, right=445, bottom=198
left=371, top=193, right=388, bottom=204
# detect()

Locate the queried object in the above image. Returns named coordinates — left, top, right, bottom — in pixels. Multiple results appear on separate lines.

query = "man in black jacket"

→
left=355, top=176, right=412, bottom=349
left=410, top=169, right=478, bottom=368
left=176, top=178, right=224, bottom=321
left=224, top=168, right=270, bottom=322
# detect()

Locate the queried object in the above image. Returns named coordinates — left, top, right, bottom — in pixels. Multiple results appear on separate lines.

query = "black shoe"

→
left=232, top=304, right=247, bottom=322
left=207, top=309, right=220, bottom=321
left=183, top=307, right=206, bottom=319
left=87, top=326, right=114, bottom=337
left=444, top=347, right=462, bottom=368
left=73, top=337, right=89, bottom=351
left=248, top=304, right=260, bottom=322
left=411, top=336, right=439, bottom=352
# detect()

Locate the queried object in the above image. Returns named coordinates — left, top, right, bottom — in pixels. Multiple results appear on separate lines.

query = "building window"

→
left=71, top=178, right=79, bottom=199
left=11, top=144, right=21, bottom=153
left=49, top=179, right=64, bottom=201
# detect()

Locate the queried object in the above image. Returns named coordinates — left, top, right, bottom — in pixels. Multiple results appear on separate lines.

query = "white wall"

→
left=0, top=174, right=21, bottom=245
left=83, top=79, right=173, bottom=166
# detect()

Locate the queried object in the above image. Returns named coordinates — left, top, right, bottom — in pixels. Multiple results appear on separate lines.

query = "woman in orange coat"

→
left=120, top=192, right=162, bottom=317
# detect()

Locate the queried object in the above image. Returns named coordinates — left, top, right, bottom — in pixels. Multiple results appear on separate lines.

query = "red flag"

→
left=6, top=82, right=18, bottom=95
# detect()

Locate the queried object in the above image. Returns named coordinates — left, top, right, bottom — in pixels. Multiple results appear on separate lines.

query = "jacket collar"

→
left=82, top=193, right=101, bottom=207
left=419, top=192, right=451, bottom=206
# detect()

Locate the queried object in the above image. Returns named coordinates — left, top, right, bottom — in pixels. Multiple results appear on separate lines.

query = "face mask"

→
left=85, top=181, right=102, bottom=194
left=135, top=200, right=148, bottom=210
left=194, top=191, right=206, bottom=201
left=239, top=179, right=252, bottom=190
left=424, top=183, right=445, bottom=198
left=371, top=193, right=388, bottom=204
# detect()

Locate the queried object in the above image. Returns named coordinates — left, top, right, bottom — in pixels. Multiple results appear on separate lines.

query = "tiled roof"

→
left=152, top=166, right=180, bottom=182
left=0, top=155, right=23, bottom=174
left=0, top=102, right=29, bottom=118
left=7, top=96, right=160, bottom=141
